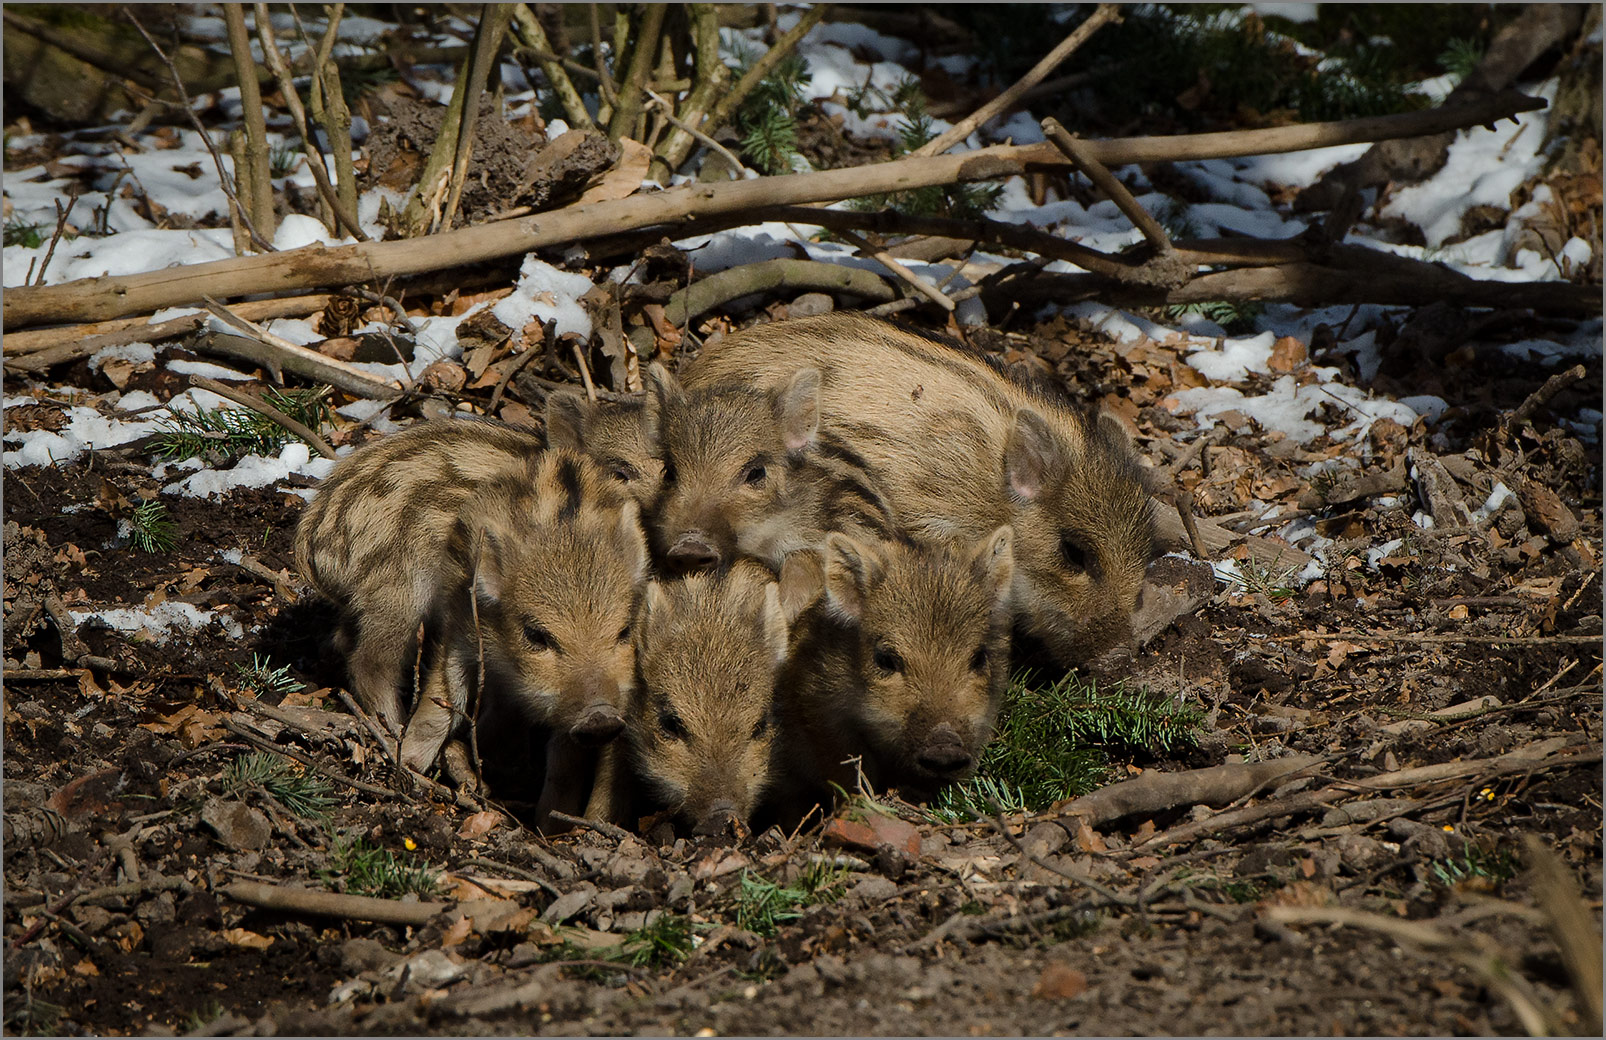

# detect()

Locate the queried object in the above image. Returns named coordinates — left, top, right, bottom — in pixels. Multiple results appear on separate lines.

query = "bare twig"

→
left=832, top=228, right=955, bottom=311
left=914, top=3, right=1120, bottom=157
left=123, top=6, right=272, bottom=251
left=547, top=810, right=632, bottom=843
left=187, top=375, right=337, bottom=459
left=1506, top=363, right=1588, bottom=433
left=459, top=857, right=562, bottom=898
left=569, top=343, right=599, bottom=403
left=252, top=2, right=368, bottom=240
left=645, top=87, right=749, bottom=178
left=199, top=295, right=404, bottom=400
left=33, top=196, right=78, bottom=287
left=587, top=3, right=618, bottom=118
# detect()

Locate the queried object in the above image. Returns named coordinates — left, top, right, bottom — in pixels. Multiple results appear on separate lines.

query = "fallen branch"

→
left=2, top=293, right=334, bottom=362
left=220, top=880, right=449, bottom=926
left=1051, top=755, right=1323, bottom=831
left=197, top=296, right=404, bottom=401
left=3, top=91, right=1548, bottom=329
left=662, top=258, right=901, bottom=325
left=187, top=375, right=337, bottom=459
left=1134, top=738, right=1597, bottom=852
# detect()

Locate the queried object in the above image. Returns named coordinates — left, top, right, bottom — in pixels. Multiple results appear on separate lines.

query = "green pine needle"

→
left=930, top=670, right=1203, bottom=823
left=128, top=500, right=178, bottom=553
left=222, top=751, right=336, bottom=819
left=152, top=386, right=332, bottom=464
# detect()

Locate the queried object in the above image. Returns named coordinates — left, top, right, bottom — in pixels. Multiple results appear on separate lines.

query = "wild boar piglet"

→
left=771, top=525, right=1015, bottom=821
left=544, top=389, right=664, bottom=510
left=587, top=561, right=794, bottom=836
left=643, top=362, right=893, bottom=575
left=294, top=418, right=548, bottom=727
left=398, top=450, right=648, bottom=825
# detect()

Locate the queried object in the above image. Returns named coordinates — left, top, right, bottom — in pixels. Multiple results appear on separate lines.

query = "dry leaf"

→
left=1030, top=962, right=1088, bottom=1000
left=222, top=928, right=274, bottom=950
left=575, top=137, right=652, bottom=205
left=138, top=705, right=225, bottom=748
left=457, top=811, right=502, bottom=839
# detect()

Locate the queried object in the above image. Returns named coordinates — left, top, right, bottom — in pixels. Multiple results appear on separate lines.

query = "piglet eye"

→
left=750, top=714, right=770, bottom=739
left=659, top=710, right=687, bottom=740
left=1060, top=533, right=1089, bottom=574
left=970, top=645, right=989, bottom=673
left=660, top=459, right=677, bottom=485
left=617, top=624, right=632, bottom=643
left=872, top=643, right=904, bottom=675
left=524, top=624, right=554, bottom=651
left=741, top=458, right=767, bottom=486
left=611, top=463, right=641, bottom=483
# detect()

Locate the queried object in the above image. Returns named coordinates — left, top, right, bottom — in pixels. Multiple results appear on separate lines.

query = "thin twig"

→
left=459, top=857, right=562, bottom=897
left=1042, top=116, right=1173, bottom=253
left=123, top=7, right=272, bottom=251
left=571, top=343, right=598, bottom=403
left=914, top=3, right=1120, bottom=157
left=644, top=88, right=749, bottom=178
left=33, top=196, right=78, bottom=287
left=188, top=375, right=337, bottom=459
left=548, top=810, right=631, bottom=843
left=335, top=687, right=406, bottom=779
left=833, top=227, right=955, bottom=312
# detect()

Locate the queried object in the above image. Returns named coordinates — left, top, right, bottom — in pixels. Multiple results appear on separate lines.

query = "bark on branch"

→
left=1, top=91, right=1548, bottom=330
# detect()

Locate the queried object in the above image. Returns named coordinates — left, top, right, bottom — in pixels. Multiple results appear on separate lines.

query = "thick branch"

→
left=2, top=91, right=1549, bottom=329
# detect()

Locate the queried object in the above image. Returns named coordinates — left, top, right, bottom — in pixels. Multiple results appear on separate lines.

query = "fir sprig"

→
left=152, top=386, right=331, bottom=464
left=931, top=670, right=1203, bottom=822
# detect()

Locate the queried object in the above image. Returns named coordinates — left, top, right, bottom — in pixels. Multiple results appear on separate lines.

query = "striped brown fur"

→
left=681, top=311, right=1156, bottom=670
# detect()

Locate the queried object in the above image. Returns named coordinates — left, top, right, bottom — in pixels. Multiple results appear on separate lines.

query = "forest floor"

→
left=3, top=4, right=1603, bottom=1036
left=4, top=304, right=1600, bottom=1035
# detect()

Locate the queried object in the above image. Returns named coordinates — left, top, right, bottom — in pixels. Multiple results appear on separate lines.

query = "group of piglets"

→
left=294, top=312, right=1157, bottom=836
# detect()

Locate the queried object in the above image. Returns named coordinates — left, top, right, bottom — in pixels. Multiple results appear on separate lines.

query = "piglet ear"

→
left=821, top=533, right=875, bottom=624
left=457, top=524, right=505, bottom=607
left=643, top=362, right=682, bottom=447
left=616, top=500, right=650, bottom=584
left=759, top=583, right=790, bottom=668
left=543, top=390, right=590, bottom=450
left=1003, top=408, right=1069, bottom=503
left=778, top=548, right=826, bottom=627
left=971, top=524, right=1016, bottom=613
left=639, top=579, right=668, bottom=626
left=776, top=367, right=822, bottom=456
